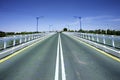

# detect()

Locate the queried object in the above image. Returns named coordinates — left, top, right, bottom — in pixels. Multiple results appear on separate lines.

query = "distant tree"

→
left=16, top=32, right=21, bottom=35
left=69, top=30, right=74, bottom=32
left=15, top=31, right=41, bottom=35
left=6, top=32, right=15, bottom=35
left=101, top=30, right=106, bottom=34
left=78, top=29, right=85, bottom=33
left=107, top=29, right=114, bottom=35
left=116, top=31, right=120, bottom=35
left=63, top=28, right=67, bottom=31
left=0, top=31, right=6, bottom=37
left=89, top=30, right=94, bottom=33
left=95, top=29, right=101, bottom=34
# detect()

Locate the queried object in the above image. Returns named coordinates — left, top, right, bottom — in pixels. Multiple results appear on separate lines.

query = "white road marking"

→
left=59, top=34, right=66, bottom=80
left=54, top=34, right=60, bottom=80
left=54, top=34, right=66, bottom=80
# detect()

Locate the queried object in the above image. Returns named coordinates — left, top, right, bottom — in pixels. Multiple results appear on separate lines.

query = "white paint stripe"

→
left=59, top=34, right=66, bottom=80
left=54, top=34, right=60, bottom=80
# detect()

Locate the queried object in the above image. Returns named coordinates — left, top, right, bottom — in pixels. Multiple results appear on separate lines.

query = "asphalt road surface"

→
left=0, top=33, right=120, bottom=80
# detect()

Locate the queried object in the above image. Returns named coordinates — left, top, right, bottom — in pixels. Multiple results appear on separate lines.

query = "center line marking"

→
left=54, top=33, right=66, bottom=80
left=54, top=34, right=60, bottom=80
left=59, top=34, right=66, bottom=80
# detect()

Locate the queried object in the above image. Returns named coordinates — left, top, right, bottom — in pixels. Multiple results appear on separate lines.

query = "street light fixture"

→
left=73, top=16, right=82, bottom=31
left=49, top=25, right=53, bottom=32
left=66, top=25, right=70, bottom=31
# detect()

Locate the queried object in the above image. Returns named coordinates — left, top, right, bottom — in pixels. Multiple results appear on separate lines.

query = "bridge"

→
left=0, top=32, right=120, bottom=80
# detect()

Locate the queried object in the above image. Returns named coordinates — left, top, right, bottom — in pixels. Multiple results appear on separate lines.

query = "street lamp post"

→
left=73, top=16, right=82, bottom=31
left=67, top=25, right=70, bottom=31
left=36, top=17, right=39, bottom=32
left=49, top=25, right=53, bottom=32
left=78, top=17, right=82, bottom=30
left=36, top=16, right=44, bottom=32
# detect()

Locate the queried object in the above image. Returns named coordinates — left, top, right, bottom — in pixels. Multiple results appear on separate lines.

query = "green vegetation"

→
left=0, top=31, right=6, bottom=37
left=78, top=29, right=120, bottom=35
left=0, top=31, right=41, bottom=37
left=63, top=28, right=68, bottom=31
left=6, top=32, right=15, bottom=35
left=62, top=27, right=120, bottom=35
left=15, top=32, right=41, bottom=35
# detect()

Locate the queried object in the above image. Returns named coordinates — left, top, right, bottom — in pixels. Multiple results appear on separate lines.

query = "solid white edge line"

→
left=59, top=34, right=66, bottom=80
left=54, top=34, right=60, bottom=80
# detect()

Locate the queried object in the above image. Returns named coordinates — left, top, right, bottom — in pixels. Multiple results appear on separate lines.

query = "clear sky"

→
left=0, top=0, right=120, bottom=32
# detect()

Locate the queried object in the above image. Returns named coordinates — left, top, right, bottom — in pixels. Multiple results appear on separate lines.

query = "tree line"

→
left=78, top=29, right=120, bottom=35
left=63, top=28, right=120, bottom=35
left=0, top=31, right=41, bottom=37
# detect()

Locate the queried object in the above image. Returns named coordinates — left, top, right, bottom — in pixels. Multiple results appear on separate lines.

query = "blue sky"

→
left=0, top=0, right=120, bottom=32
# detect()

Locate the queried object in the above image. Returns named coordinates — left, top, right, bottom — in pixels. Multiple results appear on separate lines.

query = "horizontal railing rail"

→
left=0, top=32, right=53, bottom=50
left=71, top=32, right=120, bottom=49
left=0, top=33, right=46, bottom=50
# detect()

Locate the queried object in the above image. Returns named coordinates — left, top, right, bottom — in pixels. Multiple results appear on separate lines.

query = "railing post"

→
left=81, top=33, right=83, bottom=38
left=19, top=35, right=22, bottom=44
left=96, top=34, right=99, bottom=42
left=25, top=35, right=27, bottom=42
left=34, top=35, right=35, bottom=39
left=20, top=38, right=22, bottom=44
left=82, top=33, right=84, bottom=38
left=85, top=33, right=87, bottom=39
left=32, top=34, right=34, bottom=40
left=80, top=33, right=81, bottom=38
left=103, top=35, right=106, bottom=44
left=13, top=36, right=16, bottom=46
left=84, top=33, right=86, bottom=39
left=31, top=35, right=33, bottom=40
left=86, top=33, right=87, bottom=39
left=37, top=34, right=39, bottom=39
left=4, top=39, right=7, bottom=49
left=92, top=34, right=94, bottom=41
left=112, top=35, right=115, bottom=47
left=34, top=35, right=36, bottom=39
left=28, top=35, right=30, bottom=41
left=88, top=34, right=90, bottom=40
left=30, top=35, right=32, bottom=40
left=83, top=33, right=85, bottom=39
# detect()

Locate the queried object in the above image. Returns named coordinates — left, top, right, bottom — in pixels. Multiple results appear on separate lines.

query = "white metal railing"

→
left=0, top=32, right=56, bottom=59
left=69, top=32, right=120, bottom=49
left=0, top=33, right=52, bottom=50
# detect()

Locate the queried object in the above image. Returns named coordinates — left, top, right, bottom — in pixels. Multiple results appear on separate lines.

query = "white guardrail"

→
left=0, top=32, right=56, bottom=59
left=64, top=32, right=120, bottom=58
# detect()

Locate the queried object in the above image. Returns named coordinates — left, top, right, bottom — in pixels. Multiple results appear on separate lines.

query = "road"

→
left=0, top=33, right=120, bottom=80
